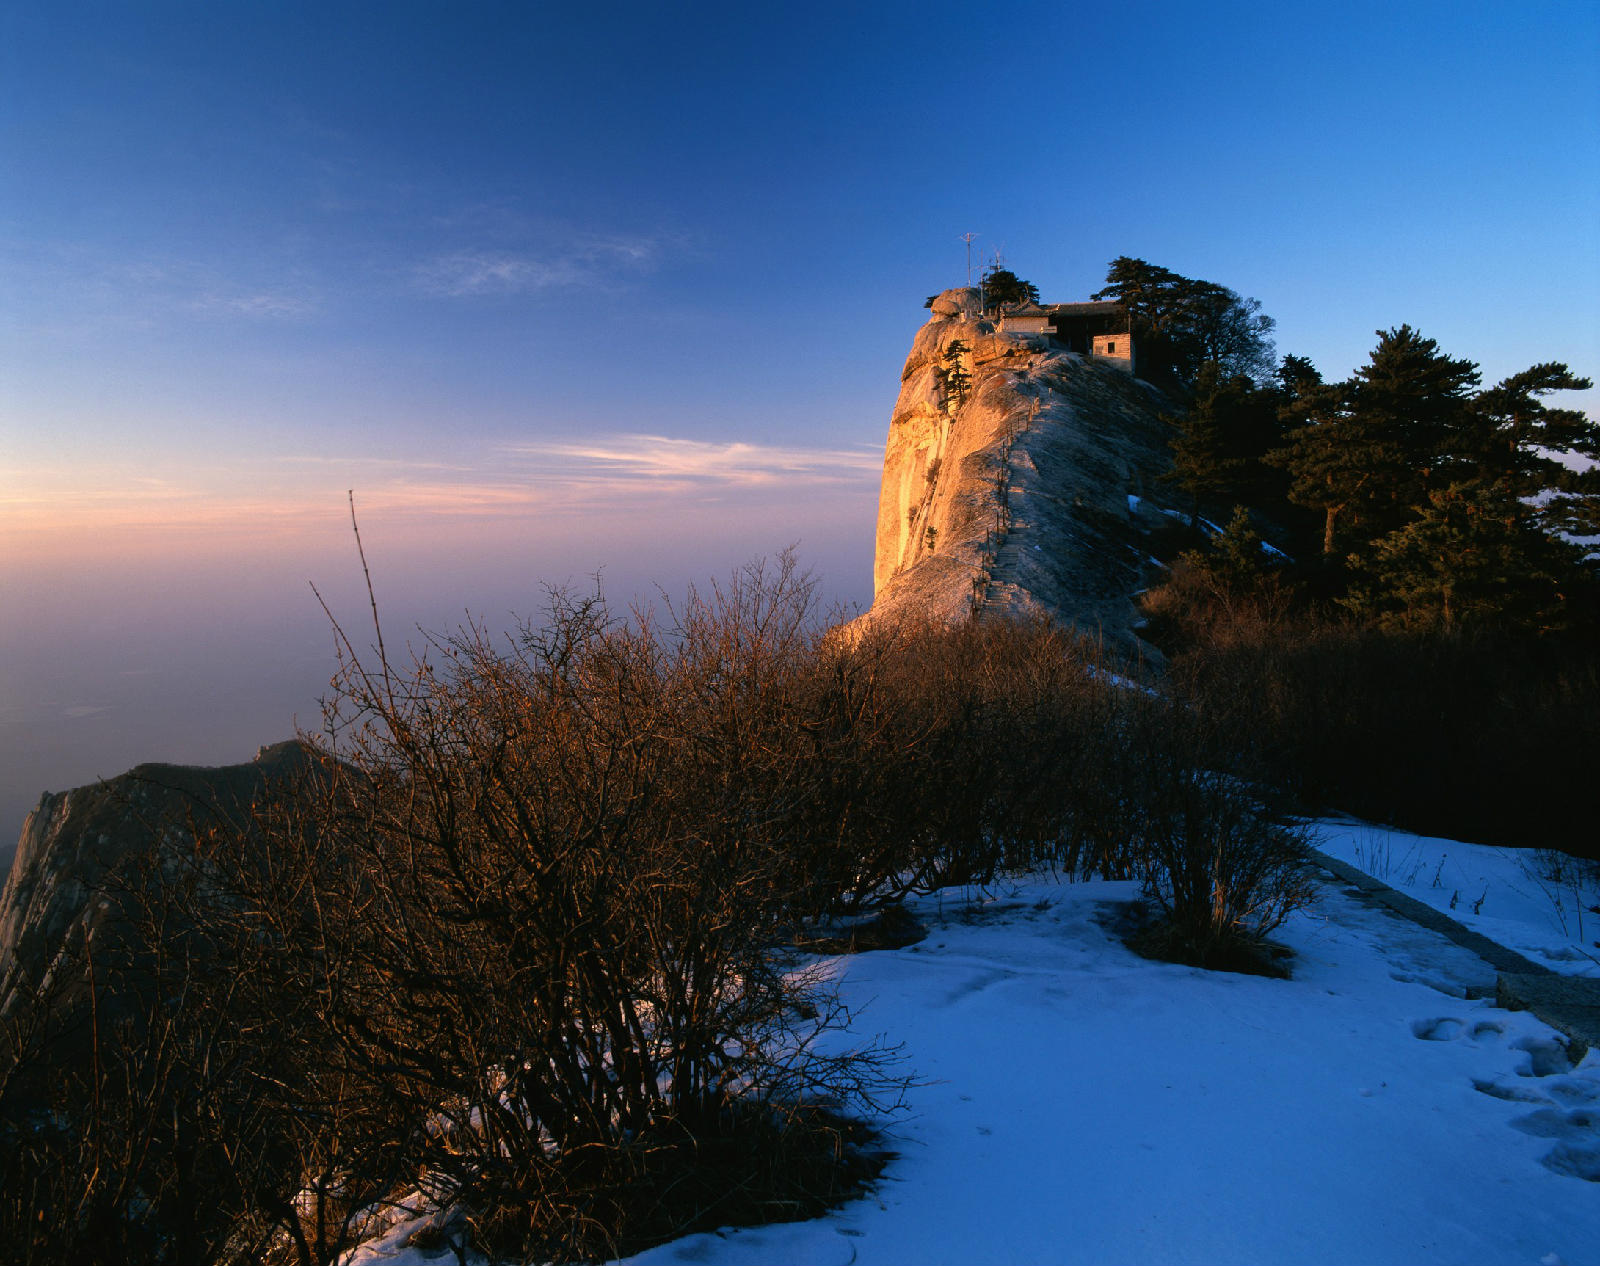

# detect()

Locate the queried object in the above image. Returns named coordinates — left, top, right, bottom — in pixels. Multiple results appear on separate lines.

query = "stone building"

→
left=1042, top=301, right=1136, bottom=372
left=991, top=297, right=1137, bottom=372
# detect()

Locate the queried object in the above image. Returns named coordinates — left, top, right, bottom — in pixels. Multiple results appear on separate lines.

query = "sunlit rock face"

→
left=0, top=741, right=313, bottom=1017
left=860, top=287, right=1176, bottom=659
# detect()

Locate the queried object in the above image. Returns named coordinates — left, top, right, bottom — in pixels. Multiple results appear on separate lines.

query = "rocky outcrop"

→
left=859, top=287, right=1179, bottom=658
left=0, top=741, right=315, bottom=1015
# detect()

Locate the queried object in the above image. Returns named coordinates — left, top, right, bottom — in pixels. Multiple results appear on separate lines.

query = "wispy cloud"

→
left=506, top=435, right=882, bottom=489
left=1, top=239, right=322, bottom=327
left=1, top=433, right=879, bottom=541
left=327, top=435, right=880, bottom=520
left=188, top=288, right=318, bottom=318
left=414, top=251, right=575, bottom=296
left=414, top=232, right=667, bottom=298
left=130, top=259, right=320, bottom=319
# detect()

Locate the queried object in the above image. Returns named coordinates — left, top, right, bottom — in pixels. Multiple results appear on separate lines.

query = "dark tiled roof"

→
left=1044, top=301, right=1125, bottom=318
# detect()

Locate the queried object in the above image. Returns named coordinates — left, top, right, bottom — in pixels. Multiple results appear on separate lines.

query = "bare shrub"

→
left=0, top=552, right=908, bottom=1266
left=225, top=551, right=907, bottom=1262
left=811, top=615, right=1313, bottom=969
left=807, top=616, right=1131, bottom=898
left=1120, top=720, right=1314, bottom=970
left=1138, top=549, right=1298, bottom=653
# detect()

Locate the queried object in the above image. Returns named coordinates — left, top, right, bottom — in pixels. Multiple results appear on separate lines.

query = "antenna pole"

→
left=961, top=232, right=980, bottom=286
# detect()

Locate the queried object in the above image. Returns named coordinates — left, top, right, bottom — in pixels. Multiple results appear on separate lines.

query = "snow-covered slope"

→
left=350, top=822, right=1599, bottom=1266
left=619, top=846, right=1595, bottom=1266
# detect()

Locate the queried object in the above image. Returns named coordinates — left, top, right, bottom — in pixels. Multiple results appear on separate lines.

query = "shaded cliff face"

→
left=861, top=288, right=1177, bottom=659
left=0, top=740, right=314, bottom=1015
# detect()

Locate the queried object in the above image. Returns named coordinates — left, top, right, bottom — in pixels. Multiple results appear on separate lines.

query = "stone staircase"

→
left=977, top=535, right=1025, bottom=618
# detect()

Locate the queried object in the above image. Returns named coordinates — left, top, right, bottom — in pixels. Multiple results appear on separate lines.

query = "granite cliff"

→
left=858, top=287, right=1179, bottom=659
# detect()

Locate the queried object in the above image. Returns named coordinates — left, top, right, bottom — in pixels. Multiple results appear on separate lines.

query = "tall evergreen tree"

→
left=1164, top=363, right=1284, bottom=526
left=1276, top=353, right=1323, bottom=399
left=1265, top=375, right=1363, bottom=559
left=1269, top=326, right=1479, bottom=558
left=1270, top=329, right=1594, bottom=631
left=938, top=339, right=972, bottom=412
left=1464, top=362, right=1598, bottom=490
left=1343, top=481, right=1589, bottom=633
left=1350, top=324, right=1480, bottom=503
left=1092, top=257, right=1189, bottom=337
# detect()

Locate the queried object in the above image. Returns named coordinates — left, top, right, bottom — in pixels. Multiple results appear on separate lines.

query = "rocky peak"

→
left=858, top=287, right=1178, bottom=658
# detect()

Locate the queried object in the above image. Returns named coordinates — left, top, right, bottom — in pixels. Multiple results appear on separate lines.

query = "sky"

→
left=2, top=1, right=1598, bottom=855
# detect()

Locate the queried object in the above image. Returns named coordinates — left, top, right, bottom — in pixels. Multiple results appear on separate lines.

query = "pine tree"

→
left=1264, top=375, right=1362, bottom=558
left=1166, top=505, right=1291, bottom=633
left=1214, top=505, right=1269, bottom=577
left=1192, top=504, right=1277, bottom=592
left=1093, top=257, right=1276, bottom=383
left=980, top=267, right=1039, bottom=313
left=1464, top=362, right=1598, bottom=490
left=1269, top=326, right=1479, bottom=558
left=1163, top=363, right=1281, bottom=527
left=1351, top=325, right=1480, bottom=505
left=938, top=339, right=972, bottom=412
left=1092, top=257, right=1188, bottom=336
left=1277, top=353, right=1322, bottom=400
left=1344, top=481, right=1589, bottom=633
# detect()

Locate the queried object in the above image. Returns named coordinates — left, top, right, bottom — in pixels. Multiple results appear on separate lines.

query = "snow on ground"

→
left=1314, top=819, right=1600, bottom=977
left=349, top=824, right=1600, bottom=1266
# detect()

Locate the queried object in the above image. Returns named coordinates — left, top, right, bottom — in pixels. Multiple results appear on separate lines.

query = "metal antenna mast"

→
left=961, top=232, right=980, bottom=285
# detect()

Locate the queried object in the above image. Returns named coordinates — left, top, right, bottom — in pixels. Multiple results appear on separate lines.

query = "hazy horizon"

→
left=0, top=480, right=881, bottom=862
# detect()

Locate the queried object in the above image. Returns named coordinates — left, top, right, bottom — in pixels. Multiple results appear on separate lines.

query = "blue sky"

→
left=1, top=1, right=1597, bottom=846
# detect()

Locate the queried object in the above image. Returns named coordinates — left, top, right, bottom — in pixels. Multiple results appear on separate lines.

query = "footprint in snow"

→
left=1474, top=1071, right=1600, bottom=1107
left=1473, top=1078, right=1550, bottom=1105
left=1548, top=1079, right=1600, bottom=1105
left=941, top=967, right=1017, bottom=1006
left=1411, top=1016, right=1504, bottom=1043
left=1511, top=1106, right=1600, bottom=1139
left=1428, top=1024, right=1575, bottom=1075
left=1511, top=1108, right=1600, bottom=1182
left=1510, top=1035, right=1575, bottom=1078
left=1473, top=1055, right=1600, bottom=1182
left=1541, top=1141, right=1600, bottom=1182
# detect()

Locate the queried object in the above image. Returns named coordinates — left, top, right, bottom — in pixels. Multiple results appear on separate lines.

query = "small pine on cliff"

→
left=857, top=287, right=1180, bottom=659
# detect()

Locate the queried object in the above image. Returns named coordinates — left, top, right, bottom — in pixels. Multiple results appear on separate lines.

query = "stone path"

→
left=1310, top=846, right=1600, bottom=1060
